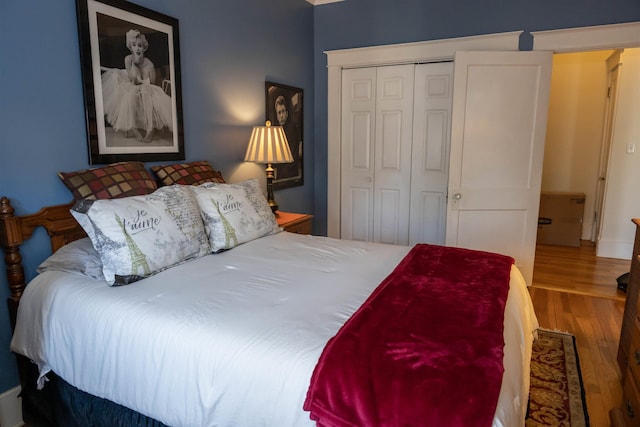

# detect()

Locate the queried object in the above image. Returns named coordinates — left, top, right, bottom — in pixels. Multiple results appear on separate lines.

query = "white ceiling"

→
left=305, top=0, right=345, bottom=5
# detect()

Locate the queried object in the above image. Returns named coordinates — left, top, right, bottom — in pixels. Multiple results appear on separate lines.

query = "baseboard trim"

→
left=596, top=239, right=633, bottom=260
left=0, top=386, right=23, bottom=427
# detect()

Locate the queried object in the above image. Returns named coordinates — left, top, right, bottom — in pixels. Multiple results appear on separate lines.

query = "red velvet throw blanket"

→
left=304, top=244, right=514, bottom=427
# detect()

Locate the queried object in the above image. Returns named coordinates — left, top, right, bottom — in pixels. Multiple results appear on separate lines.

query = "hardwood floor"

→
left=532, top=241, right=629, bottom=301
left=530, top=242, right=630, bottom=427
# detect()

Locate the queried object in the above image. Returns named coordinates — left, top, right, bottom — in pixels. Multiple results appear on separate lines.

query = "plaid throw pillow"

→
left=151, top=160, right=226, bottom=186
left=58, top=162, right=158, bottom=200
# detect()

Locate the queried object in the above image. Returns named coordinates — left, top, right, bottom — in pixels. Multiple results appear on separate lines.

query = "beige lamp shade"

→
left=244, top=121, right=293, bottom=164
left=244, top=121, right=293, bottom=214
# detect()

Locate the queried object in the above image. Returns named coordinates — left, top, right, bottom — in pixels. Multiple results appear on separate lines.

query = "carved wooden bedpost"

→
left=0, top=196, right=85, bottom=392
left=0, top=197, right=26, bottom=330
left=0, top=197, right=29, bottom=391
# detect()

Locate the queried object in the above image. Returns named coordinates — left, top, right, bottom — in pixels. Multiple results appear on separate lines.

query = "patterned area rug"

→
left=526, top=329, right=589, bottom=427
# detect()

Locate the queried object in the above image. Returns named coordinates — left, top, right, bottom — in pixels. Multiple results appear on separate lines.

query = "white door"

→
left=373, top=65, right=414, bottom=244
left=341, top=67, right=377, bottom=241
left=594, top=50, right=621, bottom=246
left=341, top=65, right=415, bottom=244
left=446, top=51, right=552, bottom=285
left=409, top=62, right=453, bottom=245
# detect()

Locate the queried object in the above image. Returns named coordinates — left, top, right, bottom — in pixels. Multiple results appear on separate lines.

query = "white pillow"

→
left=71, top=185, right=210, bottom=285
left=191, top=179, right=280, bottom=252
left=37, top=237, right=104, bottom=281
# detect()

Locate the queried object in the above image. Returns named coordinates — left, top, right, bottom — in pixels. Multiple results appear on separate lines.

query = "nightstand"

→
left=276, top=211, right=314, bottom=235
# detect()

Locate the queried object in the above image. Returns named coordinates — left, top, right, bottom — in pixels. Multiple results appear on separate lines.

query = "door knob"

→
left=453, top=193, right=462, bottom=200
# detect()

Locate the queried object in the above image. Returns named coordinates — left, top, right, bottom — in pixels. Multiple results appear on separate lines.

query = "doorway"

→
left=532, top=25, right=640, bottom=261
left=538, top=47, right=640, bottom=259
left=540, top=50, right=615, bottom=248
left=533, top=47, right=640, bottom=298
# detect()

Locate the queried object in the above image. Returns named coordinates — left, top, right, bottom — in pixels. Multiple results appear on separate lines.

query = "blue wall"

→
left=311, top=0, right=640, bottom=235
left=0, top=0, right=313, bottom=394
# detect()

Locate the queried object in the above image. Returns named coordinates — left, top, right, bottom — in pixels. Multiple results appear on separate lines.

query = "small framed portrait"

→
left=265, top=82, right=303, bottom=190
left=76, top=0, right=185, bottom=164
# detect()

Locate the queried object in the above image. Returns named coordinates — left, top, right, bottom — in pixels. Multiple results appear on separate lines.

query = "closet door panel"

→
left=375, top=188, right=402, bottom=244
left=341, top=68, right=376, bottom=241
left=348, top=187, right=373, bottom=241
left=412, top=191, right=447, bottom=245
left=350, top=112, right=373, bottom=169
left=379, top=111, right=403, bottom=170
left=373, top=65, right=414, bottom=245
left=409, top=62, right=453, bottom=245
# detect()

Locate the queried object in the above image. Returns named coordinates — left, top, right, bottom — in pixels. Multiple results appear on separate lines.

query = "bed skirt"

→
left=20, top=358, right=167, bottom=427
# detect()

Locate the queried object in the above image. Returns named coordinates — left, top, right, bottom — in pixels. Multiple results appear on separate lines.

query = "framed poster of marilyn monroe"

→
left=76, top=0, right=185, bottom=164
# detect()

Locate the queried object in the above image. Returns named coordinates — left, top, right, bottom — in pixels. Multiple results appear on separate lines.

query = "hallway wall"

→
left=598, top=48, right=640, bottom=259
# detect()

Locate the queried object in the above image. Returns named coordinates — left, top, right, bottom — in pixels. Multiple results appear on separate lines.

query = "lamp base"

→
left=266, top=164, right=278, bottom=215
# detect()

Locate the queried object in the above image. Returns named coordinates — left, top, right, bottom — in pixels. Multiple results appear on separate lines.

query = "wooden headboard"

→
left=0, top=196, right=86, bottom=329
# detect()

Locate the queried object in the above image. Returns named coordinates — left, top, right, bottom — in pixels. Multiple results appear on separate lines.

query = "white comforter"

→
left=11, top=232, right=538, bottom=427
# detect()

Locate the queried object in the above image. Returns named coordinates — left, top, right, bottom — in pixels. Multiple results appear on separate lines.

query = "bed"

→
left=0, top=162, right=539, bottom=427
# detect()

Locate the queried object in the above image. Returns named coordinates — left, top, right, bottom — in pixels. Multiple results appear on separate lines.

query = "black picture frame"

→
left=266, top=82, right=303, bottom=190
left=76, top=0, right=185, bottom=164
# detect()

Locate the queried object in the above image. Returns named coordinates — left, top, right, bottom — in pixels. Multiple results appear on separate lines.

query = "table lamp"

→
left=244, top=121, right=293, bottom=213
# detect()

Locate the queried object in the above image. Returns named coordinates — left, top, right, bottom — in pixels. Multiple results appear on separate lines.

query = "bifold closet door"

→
left=341, top=67, right=376, bottom=242
left=341, top=65, right=414, bottom=244
left=409, top=62, right=453, bottom=246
